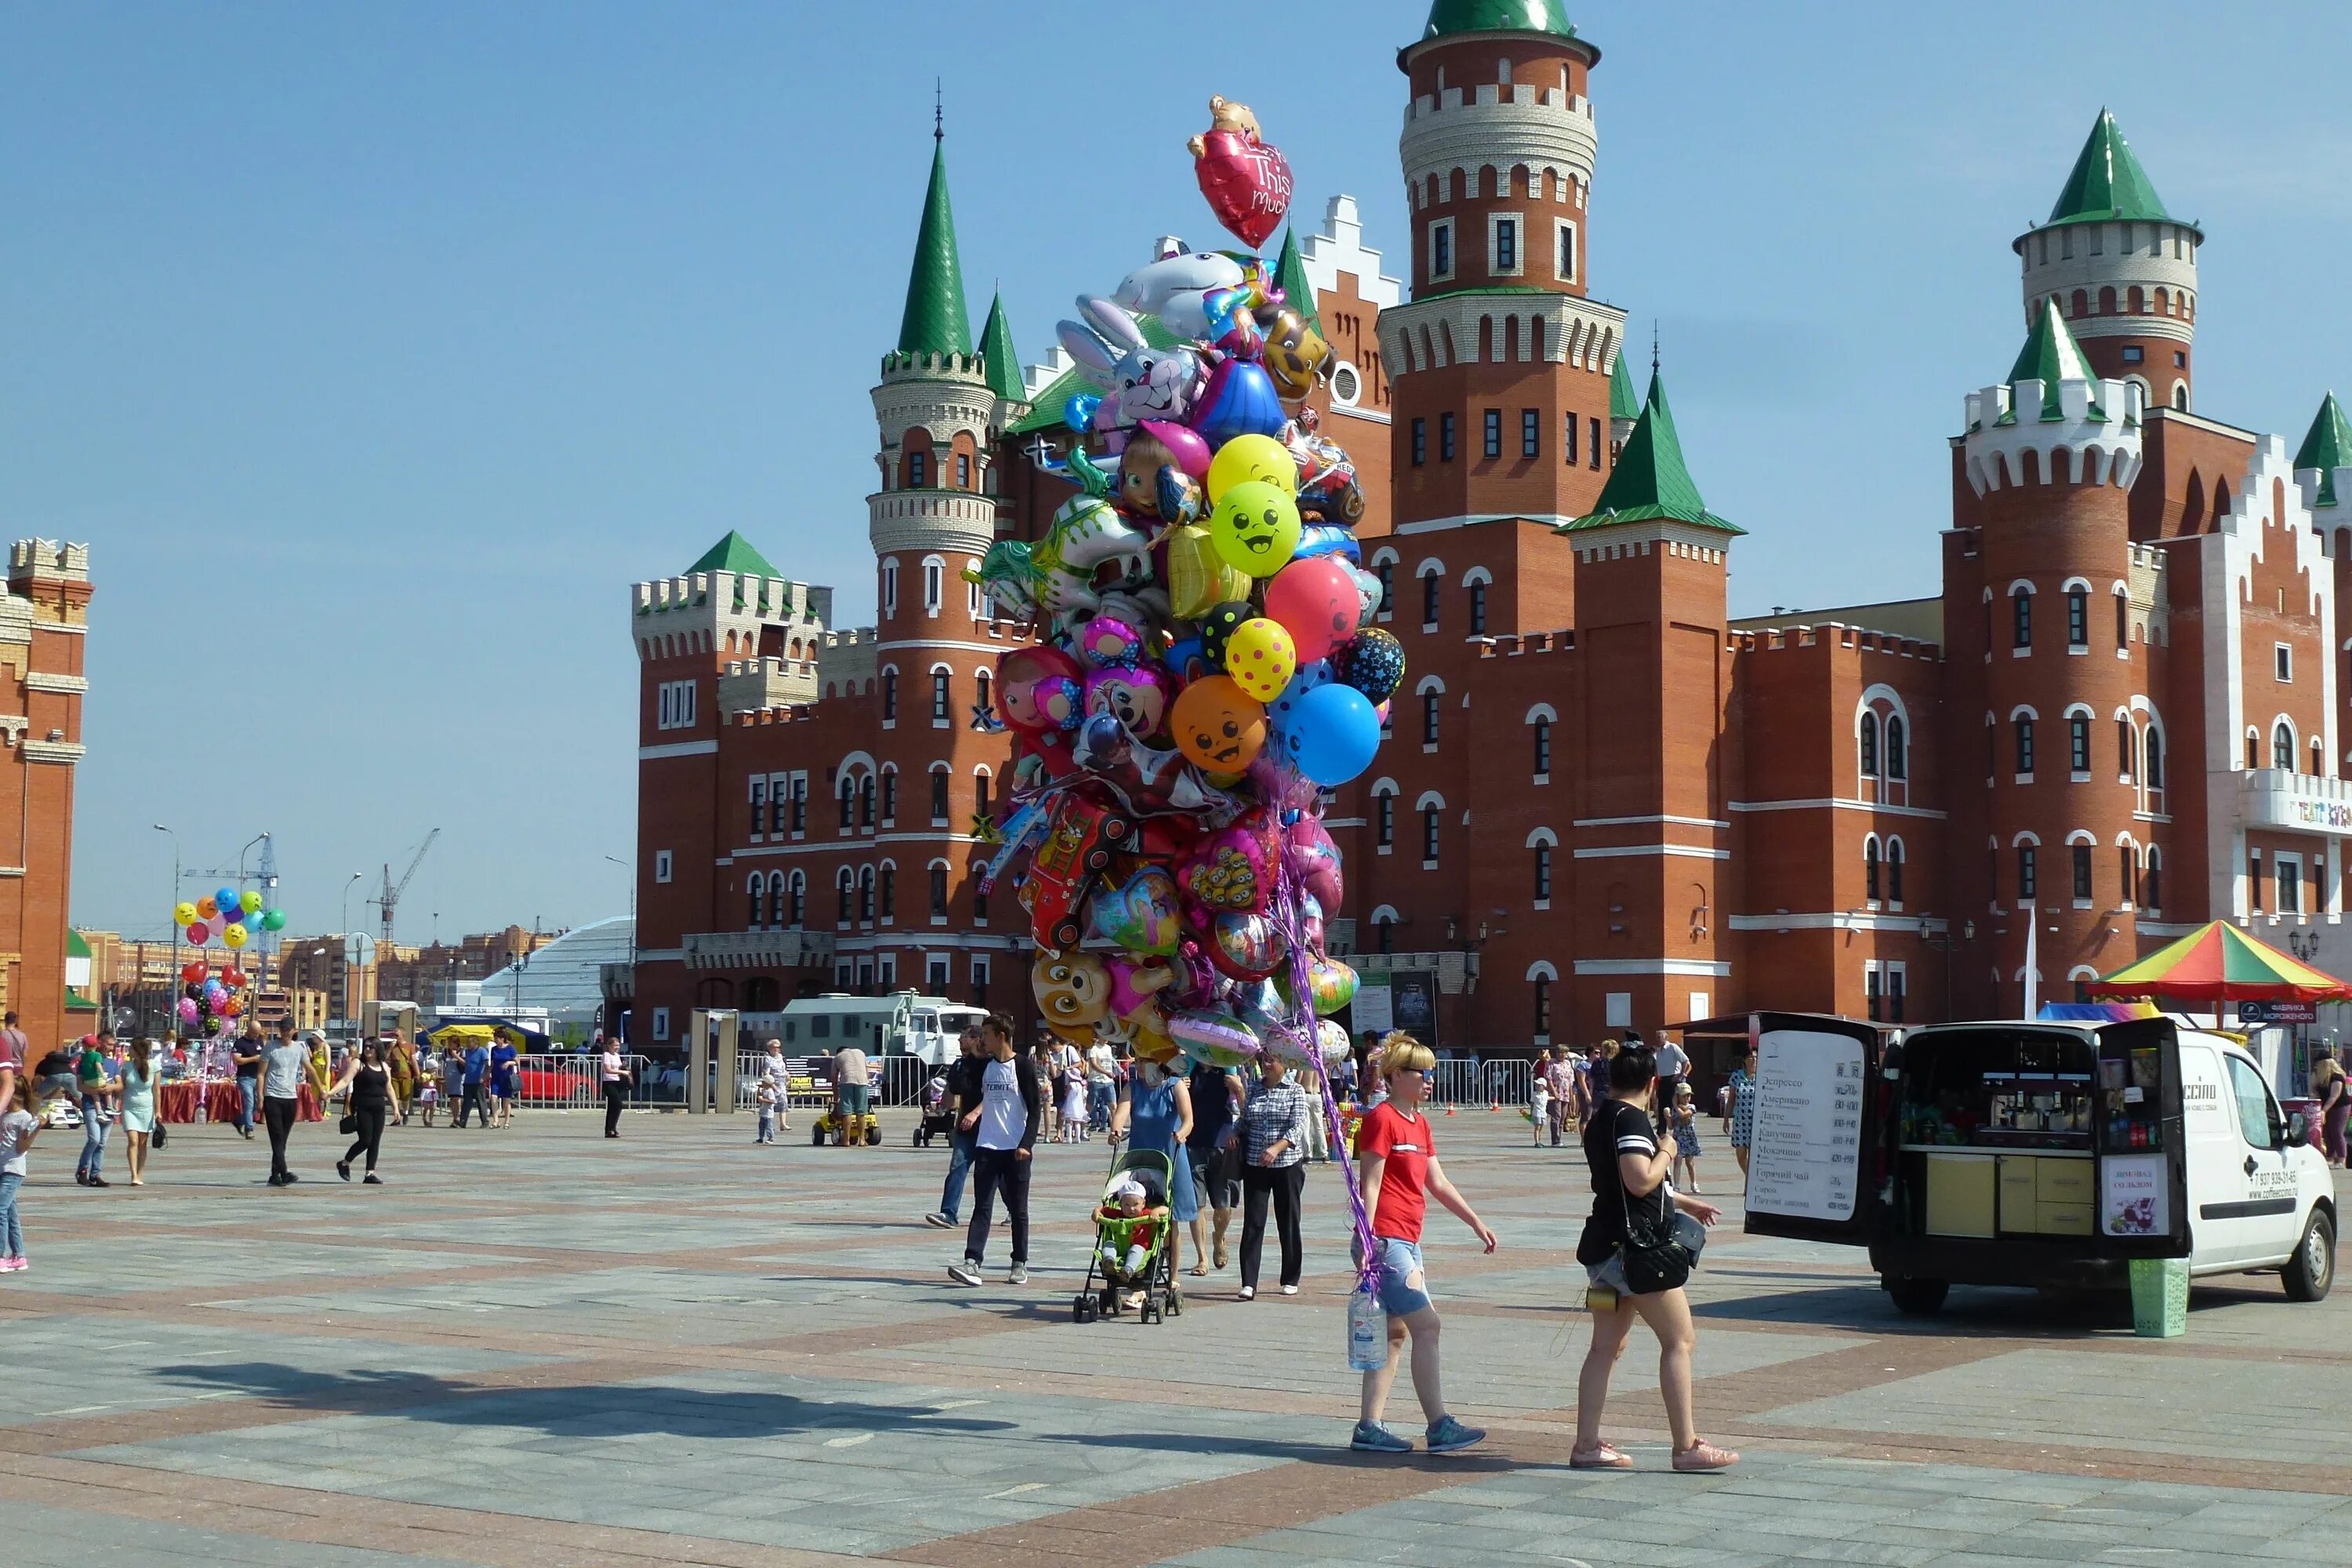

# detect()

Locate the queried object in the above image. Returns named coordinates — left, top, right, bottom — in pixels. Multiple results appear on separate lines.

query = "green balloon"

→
left=261, top=909, right=287, bottom=931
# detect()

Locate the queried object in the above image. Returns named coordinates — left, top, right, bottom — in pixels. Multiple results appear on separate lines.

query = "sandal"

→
left=1570, top=1442, right=1633, bottom=1470
left=1187, top=1263, right=1210, bottom=1276
left=1214, top=1240, right=1229, bottom=1270
left=1672, top=1439, right=1739, bottom=1472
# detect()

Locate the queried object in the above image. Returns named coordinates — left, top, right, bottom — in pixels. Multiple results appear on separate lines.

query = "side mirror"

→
left=2285, top=1111, right=2310, bottom=1149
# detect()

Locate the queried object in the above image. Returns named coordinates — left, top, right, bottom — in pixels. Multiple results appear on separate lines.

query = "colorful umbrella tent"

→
left=2085, top=920, right=2352, bottom=1004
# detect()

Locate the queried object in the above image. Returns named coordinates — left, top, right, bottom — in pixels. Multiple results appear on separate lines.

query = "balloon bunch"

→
left=172, top=886, right=285, bottom=953
left=975, top=96, right=1400, bottom=1109
left=169, top=889, right=286, bottom=1040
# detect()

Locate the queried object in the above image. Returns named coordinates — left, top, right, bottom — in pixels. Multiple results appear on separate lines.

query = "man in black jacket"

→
left=924, top=1025, right=987, bottom=1230
left=948, top=1014, right=1038, bottom=1287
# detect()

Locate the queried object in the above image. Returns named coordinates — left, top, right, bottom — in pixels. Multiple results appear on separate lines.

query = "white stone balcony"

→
left=2239, top=768, right=2352, bottom=836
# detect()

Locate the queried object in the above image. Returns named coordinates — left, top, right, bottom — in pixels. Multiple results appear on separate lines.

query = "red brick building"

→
left=625, top=2, right=2352, bottom=1054
left=0, top=542, right=93, bottom=1051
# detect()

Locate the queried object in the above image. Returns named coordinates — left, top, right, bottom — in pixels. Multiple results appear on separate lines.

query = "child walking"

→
left=1668, top=1082, right=1704, bottom=1194
left=754, top=1076, right=782, bottom=1145
left=1060, top=1054, right=1089, bottom=1143
left=0, top=1076, right=41, bottom=1271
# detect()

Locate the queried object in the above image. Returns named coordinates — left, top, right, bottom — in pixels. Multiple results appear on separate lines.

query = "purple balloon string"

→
left=1272, top=839, right=1379, bottom=1297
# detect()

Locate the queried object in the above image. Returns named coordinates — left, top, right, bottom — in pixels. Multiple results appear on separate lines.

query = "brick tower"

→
left=2014, top=111, right=2201, bottom=414
left=1955, top=302, right=2147, bottom=1013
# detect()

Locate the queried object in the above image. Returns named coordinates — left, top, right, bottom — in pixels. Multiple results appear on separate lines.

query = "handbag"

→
left=339, top=1113, right=358, bottom=1135
left=1617, top=1115, right=1705, bottom=1294
left=151, top=1119, right=167, bottom=1150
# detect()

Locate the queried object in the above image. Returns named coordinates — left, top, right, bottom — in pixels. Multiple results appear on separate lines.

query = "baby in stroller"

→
left=1083, top=1159, right=1174, bottom=1317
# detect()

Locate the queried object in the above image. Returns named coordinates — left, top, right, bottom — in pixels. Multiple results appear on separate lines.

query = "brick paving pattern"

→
left=3, top=1102, right=2347, bottom=1566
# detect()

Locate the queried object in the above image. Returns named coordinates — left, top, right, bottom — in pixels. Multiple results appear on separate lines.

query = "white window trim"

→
left=1426, top=216, right=1456, bottom=285
left=1552, top=216, right=1578, bottom=284
left=1486, top=209, right=1525, bottom=280
left=2275, top=642, right=2293, bottom=683
left=882, top=558, right=899, bottom=618
left=653, top=851, right=673, bottom=884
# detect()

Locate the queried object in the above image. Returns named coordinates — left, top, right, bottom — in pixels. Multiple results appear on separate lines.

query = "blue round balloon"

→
left=1281, top=683, right=1381, bottom=786
left=215, top=885, right=239, bottom=911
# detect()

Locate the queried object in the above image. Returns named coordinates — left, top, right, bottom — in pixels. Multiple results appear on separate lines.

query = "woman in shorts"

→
left=1349, top=1033, right=1497, bottom=1455
left=1573, top=1041, right=1736, bottom=1472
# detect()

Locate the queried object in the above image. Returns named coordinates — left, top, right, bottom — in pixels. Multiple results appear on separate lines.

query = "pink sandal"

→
left=1570, top=1442, right=1633, bottom=1469
left=1672, top=1439, right=1739, bottom=1472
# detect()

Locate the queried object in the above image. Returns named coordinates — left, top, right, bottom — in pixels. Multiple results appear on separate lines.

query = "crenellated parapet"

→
left=1963, top=375, right=2144, bottom=495
left=1400, top=79, right=1596, bottom=214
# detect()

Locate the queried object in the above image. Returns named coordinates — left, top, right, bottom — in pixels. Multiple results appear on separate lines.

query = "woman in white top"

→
left=600, top=1044, right=631, bottom=1138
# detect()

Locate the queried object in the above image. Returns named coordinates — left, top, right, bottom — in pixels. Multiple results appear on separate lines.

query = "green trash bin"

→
left=2129, top=1256, right=2188, bottom=1338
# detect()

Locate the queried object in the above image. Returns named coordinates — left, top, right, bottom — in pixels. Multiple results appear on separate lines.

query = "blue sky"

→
left=7, top=2, right=2350, bottom=942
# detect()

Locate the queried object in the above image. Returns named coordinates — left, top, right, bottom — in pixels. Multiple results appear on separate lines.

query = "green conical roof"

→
left=688, top=530, right=782, bottom=579
left=976, top=292, right=1025, bottom=403
left=2004, top=298, right=2103, bottom=421
left=2045, top=109, right=2172, bottom=228
left=895, top=140, right=972, bottom=358
left=1272, top=228, right=1319, bottom=332
left=1562, top=373, right=1740, bottom=535
left=1608, top=352, right=1639, bottom=420
left=1421, top=0, right=1577, bottom=42
left=2295, top=393, right=2352, bottom=507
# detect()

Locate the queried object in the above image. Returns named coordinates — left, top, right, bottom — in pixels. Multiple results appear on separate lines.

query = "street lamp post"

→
left=152, top=825, right=180, bottom=1036
left=339, top=871, right=365, bottom=1035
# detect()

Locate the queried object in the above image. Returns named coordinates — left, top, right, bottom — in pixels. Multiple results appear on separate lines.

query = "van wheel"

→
left=2284, top=1209, right=2335, bottom=1302
left=1882, top=1274, right=1949, bottom=1316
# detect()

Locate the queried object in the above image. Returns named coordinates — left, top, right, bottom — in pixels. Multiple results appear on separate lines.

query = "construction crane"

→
left=372, top=829, right=441, bottom=946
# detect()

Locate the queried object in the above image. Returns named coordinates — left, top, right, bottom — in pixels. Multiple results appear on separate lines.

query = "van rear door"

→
left=1742, top=1013, right=1883, bottom=1247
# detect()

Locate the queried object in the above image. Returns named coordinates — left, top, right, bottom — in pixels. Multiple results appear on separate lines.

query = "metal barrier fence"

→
left=744, top=1053, right=934, bottom=1110
left=1425, top=1058, right=1533, bottom=1108
left=511, top=1054, right=652, bottom=1109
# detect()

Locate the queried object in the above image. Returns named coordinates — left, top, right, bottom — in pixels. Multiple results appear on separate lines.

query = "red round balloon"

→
left=186, top=921, right=209, bottom=946
left=1264, top=557, right=1358, bottom=662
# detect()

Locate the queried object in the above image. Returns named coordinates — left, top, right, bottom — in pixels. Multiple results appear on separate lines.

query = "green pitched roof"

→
left=1272, top=228, right=1319, bottom=332
left=1561, top=372, right=1740, bottom=535
left=2295, top=393, right=2352, bottom=507
left=2045, top=109, right=2172, bottom=228
left=976, top=292, right=1025, bottom=403
left=1005, top=310, right=1186, bottom=437
left=895, top=140, right=972, bottom=358
left=1608, top=351, right=1639, bottom=420
left=687, top=530, right=782, bottom=579
left=2004, top=297, right=2103, bottom=421
left=1421, top=0, right=1577, bottom=42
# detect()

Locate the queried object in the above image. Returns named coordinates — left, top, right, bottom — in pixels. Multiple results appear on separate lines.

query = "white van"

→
left=1740, top=1012, right=2335, bottom=1312
left=772, top=992, right=985, bottom=1067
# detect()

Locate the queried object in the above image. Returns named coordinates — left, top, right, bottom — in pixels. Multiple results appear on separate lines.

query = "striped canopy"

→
left=2086, top=920, right=2352, bottom=1003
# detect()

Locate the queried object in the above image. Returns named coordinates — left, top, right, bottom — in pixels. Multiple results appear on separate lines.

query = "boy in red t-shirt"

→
left=1350, top=1034, right=1497, bottom=1455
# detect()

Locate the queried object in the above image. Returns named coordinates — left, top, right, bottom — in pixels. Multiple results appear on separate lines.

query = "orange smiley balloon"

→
left=1171, top=675, right=1268, bottom=772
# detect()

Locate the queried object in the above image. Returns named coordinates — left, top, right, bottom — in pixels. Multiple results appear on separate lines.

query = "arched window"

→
left=1532, top=973, right=1552, bottom=1040
left=1858, top=714, right=1879, bottom=778
left=1468, top=579, right=1487, bottom=634
left=2012, top=586, right=2034, bottom=649
left=1372, top=781, right=1397, bottom=849
left=2069, top=712, right=2091, bottom=774
left=859, top=774, right=877, bottom=827
left=748, top=877, right=765, bottom=929
left=923, top=556, right=944, bottom=612
left=878, top=863, right=895, bottom=922
left=858, top=866, right=876, bottom=922
left=2065, top=586, right=2088, bottom=647
left=2145, top=727, right=2165, bottom=789
left=1531, top=838, right=1553, bottom=902
left=2015, top=717, right=2035, bottom=775
left=907, top=450, right=927, bottom=488
left=881, top=668, right=898, bottom=722
left=2144, top=848, right=2162, bottom=911
left=838, top=775, right=855, bottom=830
left=882, top=559, right=898, bottom=616
left=2171, top=382, right=2187, bottom=412
left=1884, top=716, right=1907, bottom=781
left=955, top=452, right=971, bottom=488
left=930, top=766, right=950, bottom=822
left=1422, top=570, right=1441, bottom=626
left=974, top=767, right=993, bottom=823
left=787, top=870, right=805, bottom=927
left=1864, top=835, right=1882, bottom=902
left=1422, top=689, right=1440, bottom=746
left=1421, top=801, right=1443, bottom=863
left=1373, top=908, right=1398, bottom=955
left=2314, top=739, right=2327, bottom=778
left=1375, top=555, right=1396, bottom=616
left=929, top=862, right=949, bottom=918
left=880, top=765, right=897, bottom=823
left=932, top=668, right=953, bottom=724
left=837, top=869, right=855, bottom=924
left=1531, top=714, right=1552, bottom=776
left=974, top=668, right=992, bottom=717
left=1887, top=837, right=1905, bottom=904
left=2118, top=842, right=2137, bottom=908
left=2274, top=722, right=2296, bottom=771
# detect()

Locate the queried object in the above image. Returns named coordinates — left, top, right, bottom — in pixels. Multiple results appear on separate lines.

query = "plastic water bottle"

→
left=1346, top=1286, right=1385, bottom=1371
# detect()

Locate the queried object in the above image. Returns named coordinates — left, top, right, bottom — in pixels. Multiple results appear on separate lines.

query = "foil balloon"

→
left=1170, top=676, right=1267, bottom=773
left=1083, top=665, right=1168, bottom=740
left=1164, top=525, right=1251, bottom=619
left=1179, top=819, right=1276, bottom=914
left=1170, top=1007, right=1261, bottom=1069
left=998, top=645, right=1088, bottom=734
left=1187, top=96, right=1293, bottom=249
left=1090, top=866, right=1182, bottom=956
left=1279, top=955, right=1359, bottom=1017
left=1208, top=910, right=1287, bottom=981
left=1075, top=615, right=1145, bottom=668
left=1189, top=355, right=1287, bottom=446
left=1263, top=307, right=1331, bottom=401
left=1033, top=950, right=1112, bottom=1044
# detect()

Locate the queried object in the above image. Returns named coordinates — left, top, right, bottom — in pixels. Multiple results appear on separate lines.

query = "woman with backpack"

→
left=1572, top=1040, right=1736, bottom=1472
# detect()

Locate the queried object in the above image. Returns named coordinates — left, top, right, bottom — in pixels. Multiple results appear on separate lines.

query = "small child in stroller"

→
left=1096, top=1178, right=1160, bottom=1280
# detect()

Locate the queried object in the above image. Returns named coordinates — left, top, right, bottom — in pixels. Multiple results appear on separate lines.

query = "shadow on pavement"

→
left=1033, top=1428, right=1527, bottom=1472
left=154, top=1362, right=1015, bottom=1439
left=1692, top=1276, right=2289, bottom=1338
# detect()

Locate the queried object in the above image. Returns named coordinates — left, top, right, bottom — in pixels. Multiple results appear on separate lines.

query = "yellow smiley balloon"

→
left=1209, top=478, right=1302, bottom=578
left=1205, top=433, right=1294, bottom=502
left=1224, top=617, right=1297, bottom=702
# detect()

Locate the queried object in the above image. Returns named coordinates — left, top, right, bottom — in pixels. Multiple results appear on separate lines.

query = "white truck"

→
left=771, top=992, right=986, bottom=1068
left=1739, top=1011, right=2335, bottom=1312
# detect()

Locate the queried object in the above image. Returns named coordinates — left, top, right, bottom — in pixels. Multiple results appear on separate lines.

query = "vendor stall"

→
left=158, top=1080, right=322, bottom=1123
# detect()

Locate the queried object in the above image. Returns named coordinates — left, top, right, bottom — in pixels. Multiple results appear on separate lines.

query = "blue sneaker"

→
left=1425, top=1415, right=1486, bottom=1454
left=1349, top=1420, right=1413, bottom=1454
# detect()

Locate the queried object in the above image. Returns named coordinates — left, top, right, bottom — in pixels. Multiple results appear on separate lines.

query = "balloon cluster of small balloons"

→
left=169, top=889, right=287, bottom=1037
left=972, top=95, right=1403, bottom=1097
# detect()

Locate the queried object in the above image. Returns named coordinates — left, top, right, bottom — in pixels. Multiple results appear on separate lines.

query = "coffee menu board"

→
left=1747, top=1027, right=1867, bottom=1222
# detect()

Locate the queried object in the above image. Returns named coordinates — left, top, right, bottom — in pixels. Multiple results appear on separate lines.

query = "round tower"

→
left=2013, top=110, right=2201, bottom=414
left=1964, top=300, right=2148, bottom=1011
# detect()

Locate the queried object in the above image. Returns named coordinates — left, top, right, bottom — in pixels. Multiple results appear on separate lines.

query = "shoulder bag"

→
left=1617, top=1109, right=1706, bottom=1294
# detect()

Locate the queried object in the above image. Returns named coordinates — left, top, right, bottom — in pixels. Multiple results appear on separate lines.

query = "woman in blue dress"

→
left=1728, top=1044, right=1759, bottom=1187
left=1112, top=1056, right=1199, bottom=1272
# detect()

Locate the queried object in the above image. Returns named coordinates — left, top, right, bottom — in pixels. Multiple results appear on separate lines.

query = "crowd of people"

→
left=1527, top=1034, right=1761, bottom=1195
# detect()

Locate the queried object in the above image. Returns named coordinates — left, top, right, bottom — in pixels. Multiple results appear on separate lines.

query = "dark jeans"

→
left=603, top=1080, right=626, bottom=1135
left=458, top=1083, right=489, bottom=1127
left=937, top=1129, right=976, bottom=1221
left=343, top=1105, right=385, bottom=1172
left=263, top=1095, right=298, bottom=1178
left=1239, top=1161, right=1305, bottom=1290
left=963, top=1146, right=1030, bottom=1266
left=235, top=1074, right=258, bottom=1131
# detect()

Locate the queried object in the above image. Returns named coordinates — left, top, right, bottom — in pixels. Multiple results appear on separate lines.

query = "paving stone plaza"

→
left=3, top=1105, right=2349, bottom=1566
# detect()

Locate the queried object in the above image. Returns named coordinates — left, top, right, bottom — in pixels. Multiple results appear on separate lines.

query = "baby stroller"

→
left=1073, top=1149, right=1182, bottom=1326
left=912, top=1071, right=955, bottom=1147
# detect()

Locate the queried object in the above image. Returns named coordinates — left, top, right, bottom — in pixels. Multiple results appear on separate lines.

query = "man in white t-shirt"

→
left=948, top=1016, right=1039, bottom=1288
left=1648, top=1032, right=1691, bottom=1137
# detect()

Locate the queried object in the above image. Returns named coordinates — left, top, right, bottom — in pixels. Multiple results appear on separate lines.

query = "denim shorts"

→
left=1584, top=1250, right=1631, bottom=1294
left=1356, top=1236, right=1432, bottom=1316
